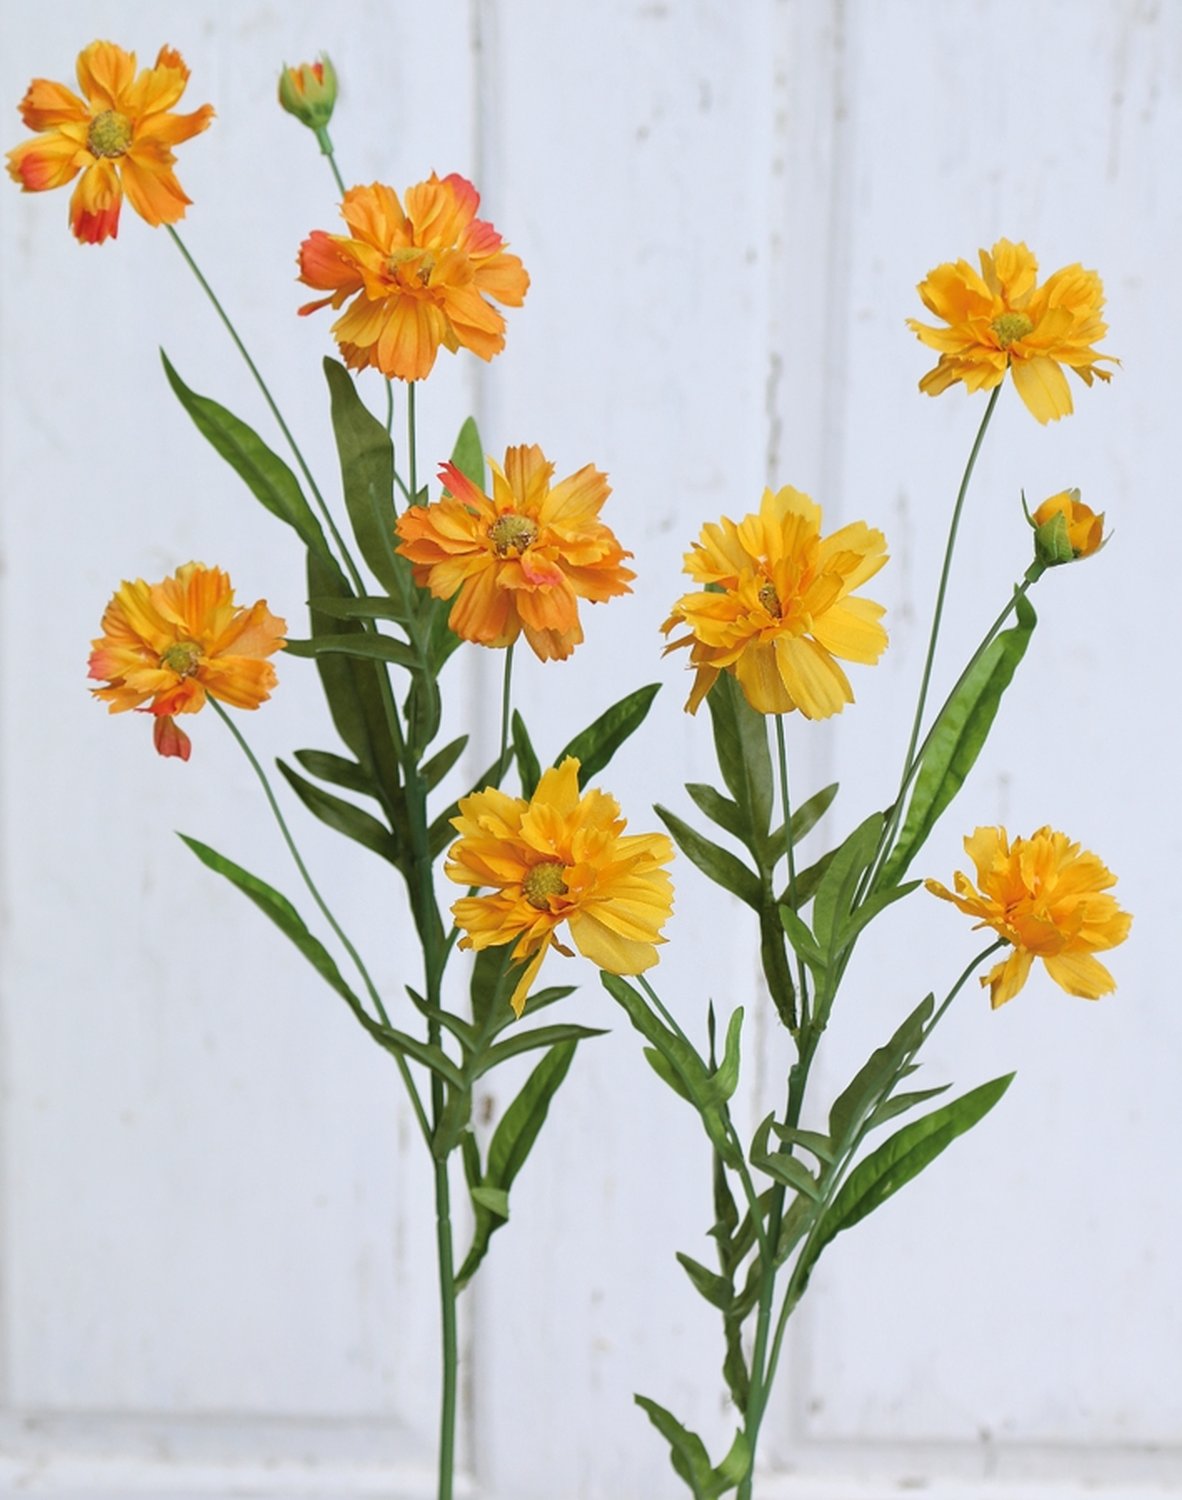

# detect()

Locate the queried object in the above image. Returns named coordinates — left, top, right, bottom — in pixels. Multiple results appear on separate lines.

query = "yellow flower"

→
left=662, top=486, right=888, bottom=717
left=926, top=826, right=1131, bottom=1008
left=446, top=758, right=675, bottom=1017
left=395, top=443, right=634, bottom=661
left=1030, top=489, right=1106, bottom=566
left=7, top=40, right=213, bottom=244
left=298, top=175, right=529, bottom=382
left=89, top=563, right=286, bottom=760
left=907, top=239, right=1115, bottom=423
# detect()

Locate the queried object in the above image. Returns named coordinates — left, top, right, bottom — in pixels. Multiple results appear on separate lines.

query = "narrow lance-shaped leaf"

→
left=706, top=672, right=773, bottom=857
left=276, top=759, right=401, bottom=865
left=656, top=805, right=762, bottom=909
left=323, top=357, right=407, bottom=599
left=554, top=684, right=661, bottom=784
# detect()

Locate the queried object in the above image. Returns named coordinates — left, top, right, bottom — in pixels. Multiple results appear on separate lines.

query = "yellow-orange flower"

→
left=297, top=175, right=529, bottom=382
left=662, top=486, right=888, bottom=717
left=446, top=758, right=675, bottom=1017
left=907, top=239, right=1115, bottom=424
left=926, top=826, right=1131, bottom=1008
left=7, top=41, right=213, bottom=245
left=89, top=563, right=286, bottom=761
left=1030, top=489, right=1106, bottom=566
left=395, top=443, right=634, bottom=661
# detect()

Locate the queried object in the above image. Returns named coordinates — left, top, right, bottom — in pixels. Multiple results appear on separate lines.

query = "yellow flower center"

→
left=522, top=860, right=569, bottom=910
left=757, top=580, right=782, bottom=617
left=991, top=311, right=1034, bottom=349
left=161, top=640, right=203, bottom=677
left=489, top=513, right=539, bottom=556
left=88, top=109, right=133, bottom=158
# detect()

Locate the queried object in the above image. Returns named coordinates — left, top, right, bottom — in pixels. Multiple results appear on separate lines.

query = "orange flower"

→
left=662, top=486, right=888, bottom=716
left=395, top=444, right=634, bottom=661
left=446, top=758, right=675, bottom=1016
left=89, top=563, right=286, bottom=761
left=297, top=175, right=529, bottom=382
left=7, top=41, right=213, bottom=244
left=926, top=826, right=1132, bottom=1007
left=1030, top=489, right=1106, bottom=566
left=907, top=239, right=1115, bottom=424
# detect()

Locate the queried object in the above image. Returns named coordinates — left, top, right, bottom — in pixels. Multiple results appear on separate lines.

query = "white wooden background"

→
left=1, top=1, right=1179, bottom=1496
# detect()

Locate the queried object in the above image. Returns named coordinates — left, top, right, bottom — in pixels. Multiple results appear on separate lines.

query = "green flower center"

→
left=161, top=640, right=203, bottom=677
left=88, top=109, right=133, bottom=158
left=489, top=513, right=539, bottom=557
left=522, top=860, right=568, bottom=910
left=757, top=580, right=782, bottom=617
left=991, top=311, right=1034, bottom=349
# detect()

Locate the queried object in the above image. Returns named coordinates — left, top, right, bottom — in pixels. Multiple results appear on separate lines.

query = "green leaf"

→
left=432, top=1083, right=473, bottom=1159
left=685, top=783, right=746, bottom=843
left=769, top=1123, right=836, bottom=1165
left=633, top=1397, right=717, bottom=1499
left=656, top=805, right=762, bottom=909
left=710, top=1008, right=744, bottom=1104
left=455, top=1040, right=578, bottom=1289
left=421, top=735, right=468, bottom=792
left=676, top=1252, right=733, bottom=1311
left=284, top=631, right=418, bottom=669
left=834, top=879, right=921, bottom=951
left=277, top=759, right=400, bottom=865
left=750, top=1114, right=823, bottom=1200
left=780, top=846, right=837, bottom=911
left=706, top=673, right=773, bottom=855
left=811, top=811, right=884, bottom=953
left=179, top=835, right=366, bottom=1017
left=778, top=906, right=825, bottom=973
left=828, top=995, right=933, bottom=1147
left=305, top=595, right=412, bottom=625
left=867, top=1083, right=951, bottom=1129
left=511, top=711, right=541, bottom=798
left=881, top=593, right=1037, bottom=887
left=555, top=684, right=661, bottom=784
left=449, top=415, right=485, bottom=488
left=293, top=748, right=375, bottom=798
left=161, top=351, right=331, bottom=562
left=404, top=669, right=442, bottom=758
left=323, top=357, right=406, bottom=597
left=475, top=1022, right=606, bottom=1078
left=805, top=1074, right=1015, bottom=1275
left=787, top=780, right=840, bottom=847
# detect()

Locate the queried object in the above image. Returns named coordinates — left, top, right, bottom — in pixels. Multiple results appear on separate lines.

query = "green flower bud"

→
left=278, top=55, right=337, bottom=131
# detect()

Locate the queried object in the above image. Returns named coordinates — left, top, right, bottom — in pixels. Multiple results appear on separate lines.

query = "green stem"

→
left=408, top=381, right=419, bottom=503
left=165, top=226, right=365, bottom=595
left=775, top=715, right=808, bottom=1027
left=319, top=135, right=347, bottom=197
left=898, top=384, right=1001, bottom=790
left=496, top=645, right=516, bottom=788
left=208, top=699, right=430, bottom=1143
left=433, top=1158, right=458, bottom=1500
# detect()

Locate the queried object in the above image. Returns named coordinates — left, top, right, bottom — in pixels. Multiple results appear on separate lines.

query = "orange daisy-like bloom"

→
left=297, top=175, right=529, bottom=382
left=446, top=758, right=675, bottom=1017
left=7, top=40, right=213, bottom=245
left=926, top=826, right=1132, bottom=1008
left=907, top=238, right=1115, bottom=424
left=395, top=443, right=634, bottom=661
left=662, top=486, right=888, bottom=717
left=89, top=563, right=286, bottom=761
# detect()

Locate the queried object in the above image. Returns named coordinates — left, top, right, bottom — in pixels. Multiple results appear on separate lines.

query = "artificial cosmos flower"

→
left=89, top=563, right=286, bottom=761
left=446, top=757, right=675, bottom=1017
left=395, top=443, right=634, bottom=661
left=297, top=175, right=529, bottom=382
left=926, top=826, right=1131, bottom=1008
left=907, top=238, right=1115, bottom=424
left=662, top=485, right=888, bottom=717
left=278, top=55, right=337, bottom=131
left=7, top=40, right=213, bottom=244
left=1030, top=489, right=1106, bottom=567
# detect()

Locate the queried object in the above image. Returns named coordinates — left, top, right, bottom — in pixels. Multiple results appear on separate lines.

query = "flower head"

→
left=446, top=758, right=675, bottom=1017
left=926, top=826, right=1131, bottom=1008
left=907, top=239, right=1115, bottom=424
left=662, top=486, right=888, bottom=717
left=395, top=443, right=634, bottom=661
left=278, top=55, right=337, bottom=131
left=89, top=563, right=286, bottom=760
left=7, top=41, right=213, bottom=244
left=1029, top=489, right=1106, bottom=567
left=297, top=175, right=529, bottom=382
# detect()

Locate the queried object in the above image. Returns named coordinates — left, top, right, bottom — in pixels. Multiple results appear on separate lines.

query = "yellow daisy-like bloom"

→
left=926, top=826, right=1131, bottom=1008
left=1030, top=489, right=1106, bottom=566
left=661, top=485, right=888, bottom=717
left=89, top=563, right=286, bottom=761
left=395, top=443, right=635, bottom=661
left=297, top=175, right=529, bottom=382
left=7, top=40, right=213, bottom=245
left=446, top=757, right=675, bottom=1017
left=907, top=238, right=1115, bottom=424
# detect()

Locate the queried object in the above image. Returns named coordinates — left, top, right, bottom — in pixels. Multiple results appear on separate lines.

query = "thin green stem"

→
left=497, top=645, right=516, bottom=788
left=898, top=385, right=1001, bottom=791
left=386, top=378, right=396, bottom=438
left=775, top=715, right=808, bottom=1027
left=165, top=226, right=365, bottom=595
left=208, top=699, right=431, bottom=1143
left=408, top=381, right=419, bottom=503
left=433, top=1158, right=458, bottom=1500
left=321, top=138, right=347, bottom=198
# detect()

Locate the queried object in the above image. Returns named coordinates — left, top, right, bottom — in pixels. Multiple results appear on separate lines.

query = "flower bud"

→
left=278, top=55, right=337, bottom=131
left=1029, top=489, right=1106, bottom=566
